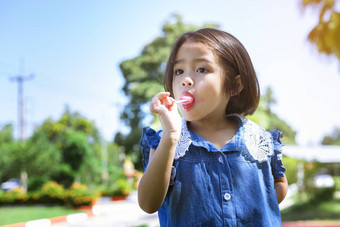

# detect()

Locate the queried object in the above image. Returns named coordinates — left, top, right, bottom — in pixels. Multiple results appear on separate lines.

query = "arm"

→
left=138, top=92, right=181, bottom=214
left=274, top=174, right=288, bottom=204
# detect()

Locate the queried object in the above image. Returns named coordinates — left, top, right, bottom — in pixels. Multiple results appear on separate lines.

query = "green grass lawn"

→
left=281, top=197, right=340, bottom=222
left=0, top=206, right=89, bottom=226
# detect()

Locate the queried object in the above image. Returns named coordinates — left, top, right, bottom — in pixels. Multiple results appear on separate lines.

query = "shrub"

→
left=27, top=191, right=42, bottom=205
left=304, top=172, right=336, bottom=203
left=52, top=164, right=75, bottom=188
left=115, top=179, right=132, bottom=196
left=0, top=188, right=28, bottom=205
left=101, top=178, right=133, bottom=197
left=0, top=181, right=98, bottom=207
left=309, top=186, right=336, bottom=203
left=334, top=176, right=340, bottom=191
left=27, top=175, right=50, bottom=192
left=40, top=181, right=66, bottom=204
left=282, top=156, right=299, bottom=185
left=66, top=182, right=98, bottom=208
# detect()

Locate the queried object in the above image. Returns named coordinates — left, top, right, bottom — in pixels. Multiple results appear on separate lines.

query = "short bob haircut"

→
left=164, top=28, right=260, bottom=116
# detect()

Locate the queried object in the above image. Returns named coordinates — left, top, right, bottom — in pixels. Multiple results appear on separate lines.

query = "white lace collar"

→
left=174, top=118, right=192, bottom=159
left=174, top=114, right=273, bottom=163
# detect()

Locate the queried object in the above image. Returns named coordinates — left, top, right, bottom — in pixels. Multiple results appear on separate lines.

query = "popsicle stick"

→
left=175, top=99, right=188, bottom=104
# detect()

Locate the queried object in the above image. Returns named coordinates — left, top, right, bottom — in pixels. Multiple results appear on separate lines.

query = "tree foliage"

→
left=0, top=107, right=110, bottom=190
left=34, top=107, right=102, bottom=187
left=249, top=87, right=297, bottom=145
left=117, top=16, right=297, bottom=170
left=0, top=124, right=16, bottom=181
left=321, top=127, right=340, bottom=145
left=25, top=131, right=61, bottom=190
left=0, top=105, right=127, bottom=193
left=0, top=126, right=60, bottom=190
left=301, top=0, right=340, bottom=61
left=0, top=124, right=14, bottom=144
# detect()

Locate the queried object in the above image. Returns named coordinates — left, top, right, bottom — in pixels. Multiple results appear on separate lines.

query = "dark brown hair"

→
left=164, top=28, right=260, bottom=116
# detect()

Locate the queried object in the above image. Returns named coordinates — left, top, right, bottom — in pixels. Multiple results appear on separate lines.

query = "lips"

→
left=180, top=92, right=195, bottom=111
left=179, top=96, right=194, bottom=104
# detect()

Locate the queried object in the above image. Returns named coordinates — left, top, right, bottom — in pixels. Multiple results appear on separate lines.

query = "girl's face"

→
left=172, top=40, right=230, bottom=122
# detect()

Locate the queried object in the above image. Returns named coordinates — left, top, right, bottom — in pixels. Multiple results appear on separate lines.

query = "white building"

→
left=283, top=145, right=340, bottom=163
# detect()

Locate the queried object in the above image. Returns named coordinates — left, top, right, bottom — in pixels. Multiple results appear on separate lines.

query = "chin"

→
left=181, top=113, right=199, bottom=122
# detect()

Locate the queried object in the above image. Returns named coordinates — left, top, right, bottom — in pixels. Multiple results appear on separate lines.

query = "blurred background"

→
left=0, top=0, right=340, bottom=225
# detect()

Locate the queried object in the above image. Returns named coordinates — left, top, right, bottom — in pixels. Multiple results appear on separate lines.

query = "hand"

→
left=150, top=92, right=182, bottom=137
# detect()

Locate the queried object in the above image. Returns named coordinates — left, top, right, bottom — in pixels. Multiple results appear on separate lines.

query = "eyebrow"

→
left=174, top=57, right=213, bottom=65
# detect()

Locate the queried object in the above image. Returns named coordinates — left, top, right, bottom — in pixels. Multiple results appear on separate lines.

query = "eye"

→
left=174, top=69, right=184, bottom=75
left=197, top=67, right=208, bottom=73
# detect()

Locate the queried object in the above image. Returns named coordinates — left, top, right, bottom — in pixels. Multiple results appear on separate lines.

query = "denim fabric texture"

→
left=140, top=115, right=286, bottom=227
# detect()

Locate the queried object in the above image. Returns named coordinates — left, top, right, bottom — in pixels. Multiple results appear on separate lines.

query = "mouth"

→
left=180, top=92, right=195, bottom=111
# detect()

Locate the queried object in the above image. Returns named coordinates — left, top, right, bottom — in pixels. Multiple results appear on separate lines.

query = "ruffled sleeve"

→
left=269, top=130, right=286, bottom=179
left=139, top=126, right=177, bottom=186
left=139, top=127, right=161, bottom=171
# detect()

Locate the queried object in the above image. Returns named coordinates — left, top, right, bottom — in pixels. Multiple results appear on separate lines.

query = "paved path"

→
left=53, top=192, right=159, bottom=227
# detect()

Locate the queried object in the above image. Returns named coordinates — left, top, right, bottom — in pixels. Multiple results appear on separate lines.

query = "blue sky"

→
left=0, top=0, right=339, bottom=145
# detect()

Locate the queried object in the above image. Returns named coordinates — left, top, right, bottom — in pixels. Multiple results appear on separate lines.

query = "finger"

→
left=150, top=92, right=170, bottom=113
left=152, top=92, right=169, bottom=106
left=161, top=96, right=176, bottom=110
left=150, top=92, right=169, bottom=106
left=167, top=97, right=176, bottom=110
left=154, top=92, right=170, bottom=101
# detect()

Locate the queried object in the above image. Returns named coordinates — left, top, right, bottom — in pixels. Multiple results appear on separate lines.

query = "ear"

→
left=231, top=75, right=243, bottom=96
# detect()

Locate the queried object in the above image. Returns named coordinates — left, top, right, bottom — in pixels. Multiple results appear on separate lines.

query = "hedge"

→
left=0, top=181, right=98, bottom=208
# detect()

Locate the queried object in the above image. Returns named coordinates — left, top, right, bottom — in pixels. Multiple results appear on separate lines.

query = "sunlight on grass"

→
left=0, top=206, right=88, bottom=226
left=281, top=197, right=340, bottom=222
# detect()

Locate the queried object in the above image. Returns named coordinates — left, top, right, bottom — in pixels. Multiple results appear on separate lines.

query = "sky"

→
left=0, top=0, right=340, bottom=146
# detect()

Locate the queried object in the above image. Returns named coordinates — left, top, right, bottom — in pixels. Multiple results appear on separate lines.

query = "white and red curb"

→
left=3, top=206, right=99, bottom=227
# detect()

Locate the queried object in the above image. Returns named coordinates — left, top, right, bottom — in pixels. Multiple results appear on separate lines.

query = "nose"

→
left=181, top=75, right=194, bottom=87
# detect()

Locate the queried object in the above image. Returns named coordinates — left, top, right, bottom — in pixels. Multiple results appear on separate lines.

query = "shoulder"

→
left=139, top=126, right=163, bottom=171
left=140, top=126, right=163, bottom=150
left=231, top=114, right=283, bottom=143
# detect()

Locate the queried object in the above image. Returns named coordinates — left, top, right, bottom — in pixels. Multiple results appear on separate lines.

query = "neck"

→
left=187, top=114, right=239, bottom=150
left=188, top=114, right=232, bottom=133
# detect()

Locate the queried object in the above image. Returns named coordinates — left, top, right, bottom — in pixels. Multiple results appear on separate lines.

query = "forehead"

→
left=174, top=41, right=218, bottom=64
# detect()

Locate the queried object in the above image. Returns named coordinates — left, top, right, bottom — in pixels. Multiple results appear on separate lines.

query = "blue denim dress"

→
left=140, top=114, right=286, bottom=227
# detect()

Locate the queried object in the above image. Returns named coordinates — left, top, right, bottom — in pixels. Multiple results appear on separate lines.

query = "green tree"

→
left=0, top=124, right=14, bottom=144
left=262, top=87, right=276, bottom=114
left=103, top=143, right=125, bottom=189
left=0, top=124, right=15, bottom=181
left=321, top=127, right=340, bottom=145
left=35, top=107, right=103, bottom=187
left=25, top=131, right=61, bottom=190
left=0, top=142, right=20, bottom=183
left=0, top=108, right=120, bottom=190
left=62, top=131, right=91, bottom=172
left=249, top=87, right=297, bottom=145
left=0, top=126, right=61, bottom=191
left=301, top=0, right=340, bottom=61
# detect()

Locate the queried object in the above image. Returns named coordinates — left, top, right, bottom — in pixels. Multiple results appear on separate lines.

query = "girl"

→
left=138, top=28, right=288, bottom=226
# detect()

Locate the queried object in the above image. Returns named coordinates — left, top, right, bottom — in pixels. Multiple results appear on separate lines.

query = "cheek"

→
left=172, top=79, right=181, bottom=98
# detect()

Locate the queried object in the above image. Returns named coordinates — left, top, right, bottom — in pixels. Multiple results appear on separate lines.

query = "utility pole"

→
left=9, top=60, right=34, bottom=141
left=8, top=60, right=34, bottom=192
